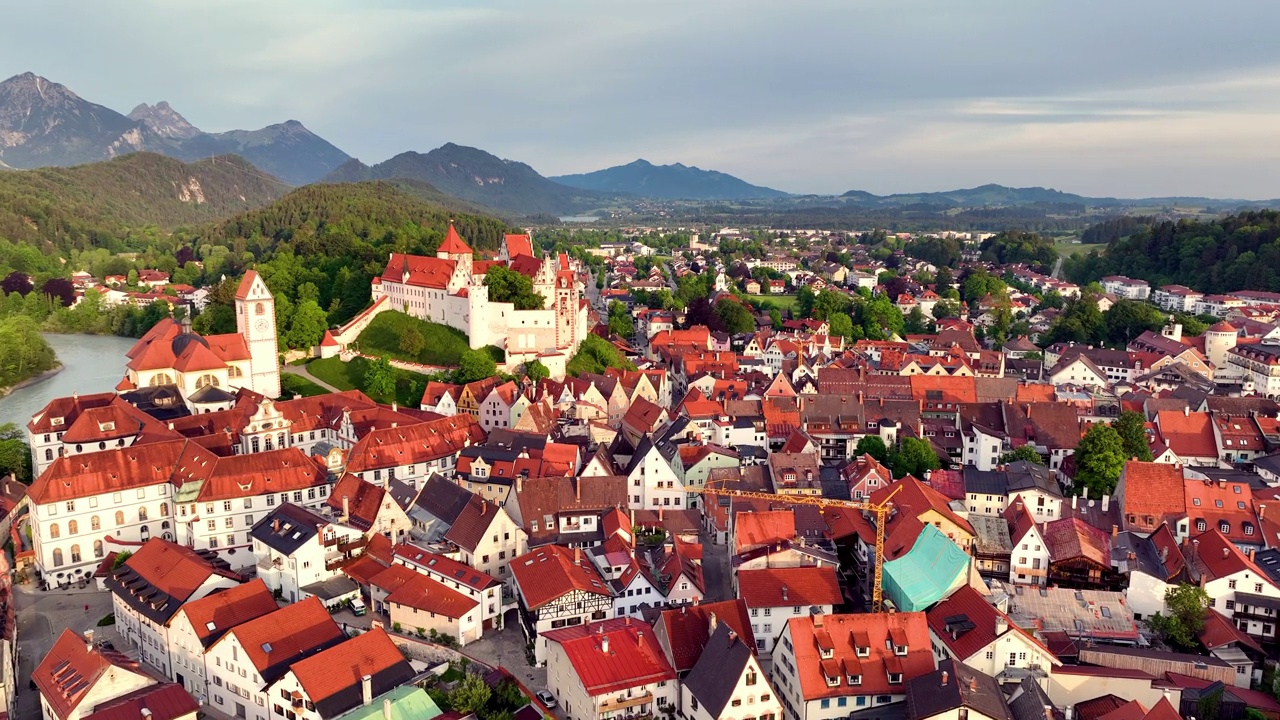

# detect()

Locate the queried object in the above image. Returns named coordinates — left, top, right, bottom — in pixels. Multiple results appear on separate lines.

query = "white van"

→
left=350, top=598, right=367, bottom=616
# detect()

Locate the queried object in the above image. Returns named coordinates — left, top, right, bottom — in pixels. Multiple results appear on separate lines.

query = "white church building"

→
left=372, top=227, right=589, bottom=364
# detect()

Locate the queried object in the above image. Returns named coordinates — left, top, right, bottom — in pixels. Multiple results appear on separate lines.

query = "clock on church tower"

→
left=234, top=270, right=282, bottom=399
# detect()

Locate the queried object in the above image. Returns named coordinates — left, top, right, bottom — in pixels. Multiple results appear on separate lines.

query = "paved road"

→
left=700, top=527, right=731, bottom=602
left=15, top=583, right=117, bottom=718
left=280, top=363, right=341, bottom=393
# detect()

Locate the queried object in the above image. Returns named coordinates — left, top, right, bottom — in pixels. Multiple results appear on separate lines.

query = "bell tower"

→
left=234, top=270, right=281, bottom=398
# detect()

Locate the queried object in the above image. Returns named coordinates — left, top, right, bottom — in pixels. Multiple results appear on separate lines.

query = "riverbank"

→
left=0, top=363, right=64, bottom=400
left=0, top=334, right=138, bottom=429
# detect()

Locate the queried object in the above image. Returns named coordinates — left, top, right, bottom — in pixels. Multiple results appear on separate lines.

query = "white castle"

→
left=372, top=226, right=589, bottom=363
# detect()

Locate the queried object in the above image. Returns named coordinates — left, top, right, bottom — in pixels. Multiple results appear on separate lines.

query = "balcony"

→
left=599, top=692, right=653, bottom=713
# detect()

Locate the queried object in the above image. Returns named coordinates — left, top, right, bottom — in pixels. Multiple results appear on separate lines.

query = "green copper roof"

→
left=883, top=523, right=970, bottom=612
left=332, top=686, right=442, bottom=720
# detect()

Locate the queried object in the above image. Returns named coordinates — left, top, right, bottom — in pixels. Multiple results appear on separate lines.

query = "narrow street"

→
left=15, top=583, right=117, bottom=719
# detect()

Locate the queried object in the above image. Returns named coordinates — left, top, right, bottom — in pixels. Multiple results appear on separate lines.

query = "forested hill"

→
left=0, top=152, right=287, bottom=252
left=1067, top=210, right=1280, bottom=293
left=193, top=182, right=516, bottom=326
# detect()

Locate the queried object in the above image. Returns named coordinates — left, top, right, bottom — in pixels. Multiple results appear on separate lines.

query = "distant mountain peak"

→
left=128, top=101, right=201, bottom=140
left=552, top=159, right=788, bottom=201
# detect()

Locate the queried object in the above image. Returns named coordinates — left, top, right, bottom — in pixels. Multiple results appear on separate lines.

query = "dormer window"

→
left=856, top=646, right=870, bottom=658
left=888, top=672, right=903, bottom=684
left=1220, top=522, right=1230, bottom=534
left=820, top=647, right=834, bottom=660
left=848, top=674, right=862, bottom=686
left=894, top=644, right=908, bottom=656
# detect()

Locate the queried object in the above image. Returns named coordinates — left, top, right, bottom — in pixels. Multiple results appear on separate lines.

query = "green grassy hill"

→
left=355, top=311, right=503, bottom=367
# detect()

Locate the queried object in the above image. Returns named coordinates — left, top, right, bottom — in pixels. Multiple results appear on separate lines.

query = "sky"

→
left=4, top=0, right=1280, bottom=198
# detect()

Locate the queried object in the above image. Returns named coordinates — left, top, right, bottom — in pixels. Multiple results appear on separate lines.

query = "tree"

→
left=607, top=301, right=634, bottom=338
left=1073, top=422, right=1126, bottom=498
left=715, top=297, right=755, bottom=335
left=1, top=271, right=32, bottom=296
left=40, top=277, right=76, bottom=307
left=828, top=312, right=855, bottom=339
left=399, top=327, right=425, bottom=356
left=484, top=265, right=544, bottom=310
left=0, top=423, right=32, bottom=483
left=111, top=551, right=133, bottom=569
left=999, top=445, right=1045, bottom=465
left=457, top=349, right=497, bottom=384
left=769, top=308, right=782, bottom=329
left=1146, top=583, right=1210, bottom=650
left=567, top=334, right=635, bottom=376
left=854, top=435, right=889, bottom=463
left=286, top=300, right=329, bottom=350
left=889, top=437, right=942, bottom=479
left=935, top=266, right=954, bottom=296
left=448, top=674, right=492, bottom=716
left=364, top=357, right=396, bottom=399
left=1105, top=299, right=1166, bottom=346
left=904, top=306, right=931, bottom=334
left=1112, top=411, right=1153, bottom=462
left=932, top=299, right=960, bottom=320
left=523, top=359, right=550, bottom=383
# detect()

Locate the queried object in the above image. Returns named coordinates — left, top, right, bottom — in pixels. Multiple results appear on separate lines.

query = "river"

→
left=0, top=334, right=138, bottom=428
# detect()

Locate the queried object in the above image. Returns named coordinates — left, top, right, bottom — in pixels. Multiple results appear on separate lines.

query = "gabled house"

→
left=510, top=545, right=614, bottom=664
left=681, top=623, right=783, bottom=720
left=393, top=543, right=504, bottom=631
left=905, top=661, right=1015, bottom=720
left=248, top=503, right=366, bottom=605
left=544, top=618, right=678, bottom=720
left=1004, top=496, right=1050, bottom=586
left=1114, top=461, right=1187, bottom=536
left=166, top=579, right=279, bottom=697
left=738, top=566, right=842, bottom=653
left=325, top=473, right=414, bottom=544
left=926, top=586, right=1058, bottom=682
left=269, top=628, right=416, bottom=720
left=35, top=629, right=177, bottom=720
left=770, top=612, right=936, bottom=720
left=1189, top=529, right=1280, bottom=645
left=653, top=599, right=757, bottom=677
left=105, top=538, right=242, bottom=678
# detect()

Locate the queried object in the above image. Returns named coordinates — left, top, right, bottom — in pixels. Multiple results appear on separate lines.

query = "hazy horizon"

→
left=3, top=0, right=1279, bottom=199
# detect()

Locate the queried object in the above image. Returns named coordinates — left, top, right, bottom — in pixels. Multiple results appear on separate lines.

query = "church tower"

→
left=235, top=270, right=281, bottom=398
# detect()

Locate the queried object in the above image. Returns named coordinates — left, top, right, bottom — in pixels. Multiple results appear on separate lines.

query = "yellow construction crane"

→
left=703, top=485, right=902, bottom=613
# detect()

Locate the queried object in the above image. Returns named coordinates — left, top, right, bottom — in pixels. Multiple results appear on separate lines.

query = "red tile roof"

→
left=926, top=585, right=1055, bottom=663
left=784, top=612, right=934, bottom=701
left=1156, top=411, right=1217, bottom=458
left=1118, top=461, right=1186, bottom=533
left=511, top=545, right=611, bottom=610
left=381, top=253, right=457, bottom=289
left=289, top=628, right=411, bottom=709
left=111, top=537, right=238, bottom=606
left=345, top=414, right=485, bottom=473
left=325, top=473, right=387, bottom=530
left=235, top=270, right=262, bottom=300
left=437, top=224, right=473, bottom=255
left=544, top=618, right=676, bottom=696
left=222, top=596, right=343, bottom=675
left=34, top=630, right=146, bottom=720
left=444, top=495, right=503, bottom=553
left=386, top=572, right=479, bottom=619
left=737, top=566, right=842, bottom=608
left=505, top=233, right=534, bottom=258
left=393, top=543, right=500, bottom=591
left=1043, top=517, right=1111, bottom=566
left=733, top=510, right=796, bottom=553
left=657, top=599, right=756, bottom=673
left=872, top=475, right=974, bottom=537
left=1192, top=529, right=1274, bottom=585
left=81, top=684, right=198, bottom=720
left=177, top=578, right=279, bottom=648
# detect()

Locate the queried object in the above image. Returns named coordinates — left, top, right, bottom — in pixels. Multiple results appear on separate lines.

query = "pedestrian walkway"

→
left=280, top=363, right=341, bottom=393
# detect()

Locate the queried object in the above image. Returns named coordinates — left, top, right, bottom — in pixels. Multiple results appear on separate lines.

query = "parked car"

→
left=350, top=598, right=367, bottom=616
left=536, top=691, right=557, bottom=709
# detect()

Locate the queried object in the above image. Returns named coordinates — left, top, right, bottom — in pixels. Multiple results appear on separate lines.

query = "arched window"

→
left=44, top=449, right=52, bottom=461
left=149, top=373, right=174, bottom=386
left=162, top=521, right=171, bottom=530
left=94, top=540, right=104, bottom=559
left=115, top=511, right=125, bottom=526
left=138, top=507, right=149, bottom=521
left=90, top=516, right=101, bottom=531
left=68, top=520, right=78, bottom=535
left=49, top=523, right=60, bottom=539
left=277, top=433, right=285, bottom=448
left=160, top=504, right=169, bottom=517
left=52, top=548, right=64, bottom=567
left=264, top=436, right=273, bottom=452
left=70, top=545, right=81, bottom=563
left=251, top=437, right=260, bottom=454
left=196, top=374, right=220, bottom=389
left=256, top=302, right=265, bottom=315
left=229, top=366, right=244, bottom=378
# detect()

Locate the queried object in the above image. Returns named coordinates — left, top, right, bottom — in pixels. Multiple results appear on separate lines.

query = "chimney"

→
left=383, top=698, right=393, bottom=720
left=575, top=547, right=582, bottom=564
left=709, top=612, right=718, bottom=632
left=601, top=635, right=610, bottom=653
left=392, top=401, right=397, bottom=413
left=995, top=614, right=1008, bottom=637
left=361, top=675, right=372, bottom=706
left=813, top=613, right=824, bottom=628
left=575, top=479, right=581, bottom=502
left=1249, top=548, right=1256, bottom=562
left=782, top=585, right=789, bottom=601
left=84, top=630, right=94, bottom=651
left=1184, top=406, right=1190, bottom=417
left=1072, top=495, right=1078, bottom=510
left=1160, top=545, right=1169, bottom=563
left=1111, top=525, right=1118, bottom=539
left=480, top=500, right=487, bottom=516
left=625, top=616, right=632, bottom=626
left=1101, top=494, right=1109, bottom=512
left=1261, top=503, right=1267, bottom=520
left=272, top=518, right=280, bottom=533
left=941, top=671, right=949, bottom=687
left=637, top=629, right=644, bottom=646
left=342, top=496, right=350, bottom=522
left=1223, top=547, right=1230, bottom=559
left=516, top=475, right=523, bottom=494
left=142, top=710, right=153, bottom=720
left=969, top=677, right=978, bottom=691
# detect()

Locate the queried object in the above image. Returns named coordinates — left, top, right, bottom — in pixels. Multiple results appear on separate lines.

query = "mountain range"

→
left=323, top=143, right=616, bottom=216
left=836, top=183, right=1279, bottom=210
left=551, top=159, right=788, bottom=200
left=0, top=72, right=349, bottom=185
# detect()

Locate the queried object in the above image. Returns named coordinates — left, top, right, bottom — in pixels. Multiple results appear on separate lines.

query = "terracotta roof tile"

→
left=737, top=566, right=842, bottom=608
left=657, top=599, right=756, bottom=673
left=511, top=545, right=611, bottom=610
left=784, top=612, right=934, bottom=701
left=1118, top=461, right=1186, bottom=533
left=289, top=628, right=414, bottom=717
left=177, top=578, right=279, bottom=648
left=222, top=596, right=343, bottom=680
left=544, top=618, right=676, bottom=696
left=34, top=630, right=145, bottom=720
left=386, top=572, right=479, bottom=619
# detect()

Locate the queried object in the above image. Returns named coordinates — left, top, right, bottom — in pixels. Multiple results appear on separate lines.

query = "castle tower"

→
left=437, top=223, right=474, bottom=274
left=235, top=270, right=281, bottom=398
left=555, top=271, right=578, bottom=351
left=1204, top=320, right=1239, bottom=373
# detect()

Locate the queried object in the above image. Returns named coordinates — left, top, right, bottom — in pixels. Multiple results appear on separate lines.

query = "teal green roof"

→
left=882, top=523, right=970, bottom=612
left=332, top=686, right=442, bottom=720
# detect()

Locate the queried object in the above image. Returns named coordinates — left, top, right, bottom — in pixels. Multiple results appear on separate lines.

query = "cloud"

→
left=2, top=0, right=1279, bottom=198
